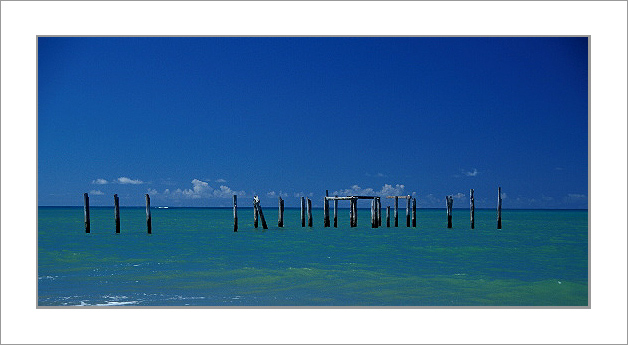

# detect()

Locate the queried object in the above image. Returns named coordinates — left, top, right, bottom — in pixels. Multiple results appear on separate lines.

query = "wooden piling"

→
left=394, top=196, right=398, bottom=227
left=386, top=206, right=390, bottom=227
left=324, top=197, right=330, bottom=227
left=145, top=194, right=152, bottom=234
left=406, top=195, right=411, bottom=227
left=307, top=198, right=313, bottom=227
left=497, top=187, right=502, bottom=229
left=412, top=198, right=416, bottom=227
left=301, top=197, right=305, bottom=227
left=353, top=197, right=358, bottom=227
left=378, top=198, right=382, bottom=227
left=470, top=189, right=475, bottom=229
left=83, top=193, right=90, bottom=233
left=233, top=195, right=238, bottom=232
left=114, top=194, right=120, bottom=233
left=278, top=197, right=284, bottom=227
left=333, top=195, right=338, bottom=228
left=253, top=198, right=259, bottom=228
left=255, top=197, right=268, bottom=230
left=371, top=199, right=376, bottom=228
left=446, top=195, right=453, bottom=228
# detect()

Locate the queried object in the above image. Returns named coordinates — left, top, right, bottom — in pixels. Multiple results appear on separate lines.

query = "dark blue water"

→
left=38, top=207, right=588, bottom=306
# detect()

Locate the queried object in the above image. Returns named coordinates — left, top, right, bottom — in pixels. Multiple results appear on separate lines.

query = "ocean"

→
left=37, top=206, right=588, bottom=307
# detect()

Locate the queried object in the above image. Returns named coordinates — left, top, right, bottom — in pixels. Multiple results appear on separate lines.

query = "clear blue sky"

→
left=37, top=37, right=588, bottom=208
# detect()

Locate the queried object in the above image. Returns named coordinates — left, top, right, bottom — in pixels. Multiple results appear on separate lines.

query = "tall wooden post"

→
left=324, top=197, right=330, bottom=227
left=145, top=194, right=152, bottom=234
left=378, top=198, right=382, bottom=226
left=278, top=197, right=284, bottom=227
left=353, top=197, right=358, bottom=227
left=83, top=193, right=90, bottom=233
left=307, top=198, right=313, bottom=227
left=371, top=199, right=376, bottom=228
left=470, top=189, right=475, bottom=229
left=406, top=195, right=411, bottom=227
left=497, top=187, right=502, bottom=229
left=301, top=197, right=305, bottom=227
left=333, top=195, right=338, bottom=228
left=412, top=198, right=416, bottom=227
left=114, top=194, right=120, bottom=233
left=349, top=198, right=354, bottom=227
left=255, top=197, right=268, bottom=230
left=233, top=195, right=238, bottom=232
left=253, top=198, right=259, bottom=228
left=386, top=206, right=390, bottom=227
left=446, top=195, right=453, bottom=229
left=394, top=196, right=398, bottom=227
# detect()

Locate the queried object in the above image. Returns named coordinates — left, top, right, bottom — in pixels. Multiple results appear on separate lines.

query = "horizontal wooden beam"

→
left=386, top=195, right=412, bottom=199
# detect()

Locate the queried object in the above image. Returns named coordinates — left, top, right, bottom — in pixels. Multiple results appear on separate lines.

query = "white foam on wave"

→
left=95, top=301, right=139, bottom=306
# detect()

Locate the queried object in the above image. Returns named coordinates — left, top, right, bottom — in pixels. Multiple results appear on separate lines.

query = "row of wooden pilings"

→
left=82, top=188, right=503, bottom=233
left=233, top=188, right=503, bottom=232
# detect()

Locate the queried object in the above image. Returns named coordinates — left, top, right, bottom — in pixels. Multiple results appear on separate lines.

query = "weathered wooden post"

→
left=307, top=198, right=313, bottom=227
left=470, top=189, right=475, bottom=229
left=253, top=198, right=259, bottom=228
left=386, top=206, right=391, bottom=227
left=333, top=195, right=338, bottom=228
left=83, top=193, right=90, bottom=233
left=254, top=196, right=268, bottom=230
left=233, top=195, right=238, bottom=232
left=394, top=196, right=398, bottom=227
left=324, top=196, right=330, bottom=228
left=145, top=194, right=152, bottom=234
left=378, top=198, right=382, bottom=227
left=446, top=195, right=453, bottom=228
left=114, top=194, right=120, bottom=233
left=371, top=199, right=376, bottom=228
left=301, top=197, right=305, bottom=227
left=412, top=197, right=416, bottom=227
left=497, top=187, right=502, bottom=229
left=406, top=195, right=411, bottom=227
left=278, top=196, right=284, bottom=227
left=353, top=197, right=358, bottom=227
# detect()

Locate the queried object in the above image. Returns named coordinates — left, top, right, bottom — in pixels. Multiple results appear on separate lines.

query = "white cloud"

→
left=464, top=168, right=479, bottom=177
left=92, top=178, right=108, bottom=185
left=147, top=188, right=158, bottom=195
left=332, top=183, right=406, bottom=197
left=452, top=192, right=466, bottom=200
left=267, top=191, right=276, bottom=197
left=214, top=185, right=245, bottom=198
left=89, top=190, right=104, bottom=195
left=215, top=178, right=227, bottom=183
left=279, top=191, right=288, bottom=198
left=117, top=177, right=143, bottom=185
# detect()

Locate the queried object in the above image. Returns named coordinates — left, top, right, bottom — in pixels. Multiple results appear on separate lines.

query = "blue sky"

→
left=37, top=37, right=588, bottom=208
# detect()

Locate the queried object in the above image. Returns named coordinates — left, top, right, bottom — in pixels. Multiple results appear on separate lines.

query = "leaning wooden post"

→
left=470, top=189, right=475, bottom=229
left=114, top=194, right=120, bottom=233
left=307, top=198, right=313, bottom=227
left=406, top=195, right=411, bottom=227
left=83, top=193, right=90, bottom=233
left=253, top=198, right=259, bottom=228
left=412, top=198, right=416, bottom=227
left=145, top=194, right=152, bottom=234
left=333, top=195, right=338, bottom=228
left=497, top=187, right=502, bottom=229
left=301, top=197, right=305, bottom=227
left=394, top=196, right=398, bottom=227
left=278, top=197, right=284, bottom=227
left=446, top=196, right=453, bottom=229
left=386, top=206, right=391, bottom=227
left=233, top=195, right=238, bottom=232
left=255, top=196, right=268, bottom=230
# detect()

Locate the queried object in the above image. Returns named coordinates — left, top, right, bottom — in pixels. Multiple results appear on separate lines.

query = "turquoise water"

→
left=38, top=207, right=588, bottom=306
